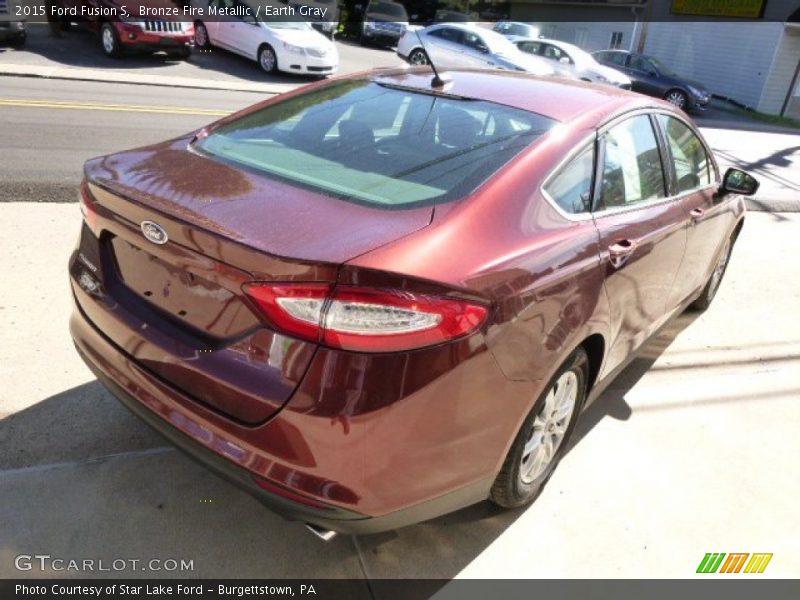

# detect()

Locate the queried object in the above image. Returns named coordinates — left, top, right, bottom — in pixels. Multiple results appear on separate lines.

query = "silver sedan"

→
left=397, top=23, right=554, bottom=77
left=514, top=37, right=631, bottom=88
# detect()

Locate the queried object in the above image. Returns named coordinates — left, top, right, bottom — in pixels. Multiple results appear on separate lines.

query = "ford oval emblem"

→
left=141, top=221, right=168, bottom=245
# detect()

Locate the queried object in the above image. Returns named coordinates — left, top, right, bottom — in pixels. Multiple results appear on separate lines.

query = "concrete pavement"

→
left=699, top=126, right=800, bottom=212
left=1, top=203, right=798, bottom=579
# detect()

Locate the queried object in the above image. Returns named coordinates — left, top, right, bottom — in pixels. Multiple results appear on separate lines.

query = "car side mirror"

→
left=559, top=56, right=570, bottom=64
left=477, top=44, right=489, bottom=54
left=721, top=168, right=759, bottom=196
left=243, top=15, right=257, bottom=25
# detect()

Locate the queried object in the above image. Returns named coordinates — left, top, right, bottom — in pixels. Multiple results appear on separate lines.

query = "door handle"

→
left=608, top=239, right=637, bottom=269
left=690, top=207, right=705, bottom=222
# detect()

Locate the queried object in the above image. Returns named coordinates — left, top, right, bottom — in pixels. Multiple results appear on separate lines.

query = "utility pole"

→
left=636, top=0, right=654, bottom=53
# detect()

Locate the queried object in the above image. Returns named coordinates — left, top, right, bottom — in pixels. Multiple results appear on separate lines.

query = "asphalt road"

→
left=0, top=76, right=260, bottom=202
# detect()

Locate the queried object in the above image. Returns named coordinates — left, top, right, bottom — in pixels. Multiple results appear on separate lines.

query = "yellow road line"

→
left=0, top=98, right=230, bottom=116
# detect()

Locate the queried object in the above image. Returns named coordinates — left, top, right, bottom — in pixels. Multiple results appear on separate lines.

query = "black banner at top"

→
left=4, top=0, right=799, bottom=25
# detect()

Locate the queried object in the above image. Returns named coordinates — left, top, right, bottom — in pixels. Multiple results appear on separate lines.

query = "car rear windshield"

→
left=196, top=81, right=554, bottom=208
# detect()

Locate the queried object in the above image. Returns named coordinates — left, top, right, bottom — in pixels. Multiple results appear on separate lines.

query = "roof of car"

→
left=428, top=22, right=482, bottom=31
left=370, top=68, right=659, bottom=123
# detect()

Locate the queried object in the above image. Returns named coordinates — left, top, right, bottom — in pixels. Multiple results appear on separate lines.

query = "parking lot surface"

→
left=0, top=24, right=403, bottom=92
left=1, top=204, right=797, bottom=579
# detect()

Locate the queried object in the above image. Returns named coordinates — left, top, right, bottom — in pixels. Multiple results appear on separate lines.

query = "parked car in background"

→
left=0, top=0, right=26, bottom=48
left=397, top=23, right=553, bottom=76
left=288, top=0, right=339, bottom=35
left=593, top=49, right=711, bottom=110
left=69, top=67, right=758, bottom=535
left=58, top=0, right=194, bottom=59
left=493, top=20, right=538, bottom=40
left=360, top=1, right=408, bottom=47
left=515, top=38, right=631, bottom=88
left=195, top=2, right=338, bottom=76
left=432, top=9, right=474, bottom=23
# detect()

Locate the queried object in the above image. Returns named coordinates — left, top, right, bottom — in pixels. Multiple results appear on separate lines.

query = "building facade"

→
left=508, top=0, right=800, bottom=117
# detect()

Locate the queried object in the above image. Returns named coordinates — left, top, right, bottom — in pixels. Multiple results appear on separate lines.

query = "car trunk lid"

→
left=80, top=139, right=432, bottom=423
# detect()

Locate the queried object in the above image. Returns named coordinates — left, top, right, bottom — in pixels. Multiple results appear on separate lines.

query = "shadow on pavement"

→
left=0, top=310, right=701, bottom=580
left=570, top=311, right=699, bottom=448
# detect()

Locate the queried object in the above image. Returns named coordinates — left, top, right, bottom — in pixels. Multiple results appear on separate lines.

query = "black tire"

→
left=408, top=48, right=429, bottom=66
left=665, top=88, right=689, bottom=109
left=99, top=22, right=121, bottom=59
left=194, top=21, right=210, bottom=49
left=690, top=235, right=734, bottom=311
left=490, top=347, right=589, bottom=509
left=258, top=44, right=278, bottom=74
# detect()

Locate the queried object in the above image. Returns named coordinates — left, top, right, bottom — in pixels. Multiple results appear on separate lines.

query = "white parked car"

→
left=514, top=38, right=631, bottom=88
left=194, top=0, right=338, bottom=76
left=396, top=23, right=554, bottom=77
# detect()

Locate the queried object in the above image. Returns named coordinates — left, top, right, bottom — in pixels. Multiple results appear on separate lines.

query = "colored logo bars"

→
left=697, top=553, right=773, bottom=574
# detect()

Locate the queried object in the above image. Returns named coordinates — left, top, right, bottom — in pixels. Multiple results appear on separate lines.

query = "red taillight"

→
left=79, top=182, right=98, bottom=230
left=242, top=283, right=488, bottom=353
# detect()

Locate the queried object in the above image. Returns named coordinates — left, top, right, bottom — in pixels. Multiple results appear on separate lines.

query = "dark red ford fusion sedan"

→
left=69, top=68, right=759, bottom=536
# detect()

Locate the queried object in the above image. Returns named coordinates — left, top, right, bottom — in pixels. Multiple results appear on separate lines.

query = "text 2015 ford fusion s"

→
left=69, top=68, right=759, bottom=536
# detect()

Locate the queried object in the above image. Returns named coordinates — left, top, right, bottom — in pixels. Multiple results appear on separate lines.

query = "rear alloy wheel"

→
left=258, top=44, right=278, bottom=74
left=665, top=89, right=689, bottom=109
left=194, top=22, right=210, bottom=49
left=691, top=236, right=733, bottom=311
left=408, top=48, right=429, bottom=66
left=100, top=22, right=121, bottom=58
left=491, top=347, right=588, bottom=508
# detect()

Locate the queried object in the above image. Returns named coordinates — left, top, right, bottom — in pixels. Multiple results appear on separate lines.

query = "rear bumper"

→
left=69, top=237, right=512, bottom=533
left=71, top=302, right=494, bottom=533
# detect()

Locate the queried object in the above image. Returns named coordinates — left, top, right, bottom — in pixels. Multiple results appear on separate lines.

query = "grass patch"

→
left=736, top=108, right=800, bottom=130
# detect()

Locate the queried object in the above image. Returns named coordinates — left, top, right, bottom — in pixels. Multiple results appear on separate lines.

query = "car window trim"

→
left=593, top=112, right=670, bottom=213
left=538, top=108, right=720, bottom=223
left=652, top=110, right=719, bottom=192
left=539, top=131, right=598, bottom=223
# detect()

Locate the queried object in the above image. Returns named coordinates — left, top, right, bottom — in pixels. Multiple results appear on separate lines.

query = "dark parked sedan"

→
left=69, top=68, right=758, bottom=536
left=593, top=49, right=711, bottom=111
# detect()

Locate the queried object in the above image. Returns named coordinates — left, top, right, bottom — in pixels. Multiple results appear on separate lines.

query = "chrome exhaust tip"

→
left=305, top=523, right=338, bottom=542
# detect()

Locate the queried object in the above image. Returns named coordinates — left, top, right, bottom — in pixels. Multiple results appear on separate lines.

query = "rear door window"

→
left=517, top=41, right=542, bottom=55
left=429, top=27, right=462, bottom=44
left=656, top=115, right=713, bottom=192
left=597, top=115, right=667, bottom=210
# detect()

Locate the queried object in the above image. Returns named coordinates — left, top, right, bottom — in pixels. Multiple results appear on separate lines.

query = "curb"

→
left=746, top=197, right=799, bottom=213
left=0, top=64, right=293, bottom=95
